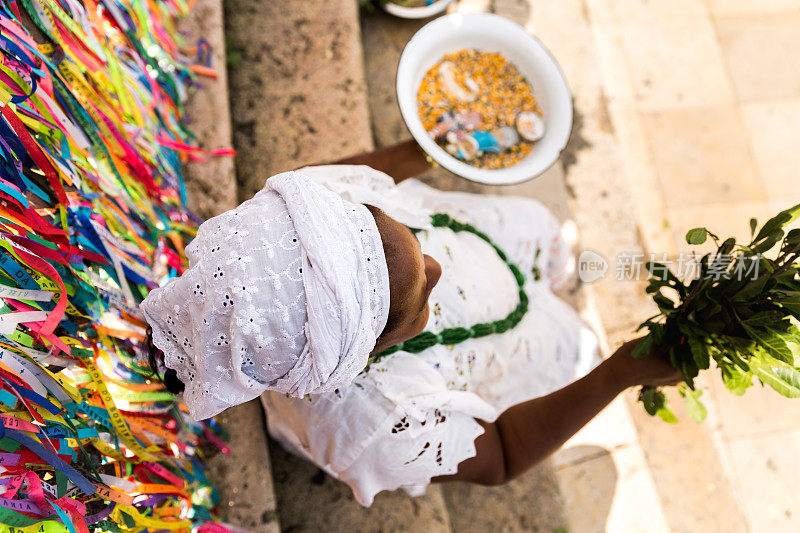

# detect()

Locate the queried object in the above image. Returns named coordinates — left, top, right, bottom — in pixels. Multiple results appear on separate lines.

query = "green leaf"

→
left=679, top=385, right=708, bottom=423
left=645, top=262, right=682, bottom=285
left=656, top=406, right=679, bottom=423
left=720, top=362, right=753, bottom=395
left=653, top=293, right=676, bottom=312
left=741, top=311, right=786, bottom=328
left=694, top=296, right=723, bottom=323
left=752, top=363, right=800, bottom=398
left=732, top=273, right=769, bottom=300
left=631, top=336, right=653, bottom=359
left=688, top=336, right=711, bottom=370
left=742, top=324, right=794, bottom=364
left=686, top=228, right=708, bottom=245
left=784, top=302, right=800, bottom=320
left=640, top=386, right=664, bottom=416
left=775, top=290, right=800, bottom=301
left=786, top=323, right=800, bottom=346
left=785, top=228, right=800, bottom=245
left=750, top=218, right=758, bottom=237
left=753, top=204, right=800, bottom=243
left=726, top=347, right=753, bottom=371
left=719, top=237, right=736, bottom=256
left=646, top=279, right=671, bottom=294
left=752, top=231, right=784, bottom=254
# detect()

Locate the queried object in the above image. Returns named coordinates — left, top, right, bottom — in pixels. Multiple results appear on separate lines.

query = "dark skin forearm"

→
left=330, top=139, right=431, bottom=183
left=435, top=340, right=681, bottom=486
left=496, top=356, right=626, bottom=481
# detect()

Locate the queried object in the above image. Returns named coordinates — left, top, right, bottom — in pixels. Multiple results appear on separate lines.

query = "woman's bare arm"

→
left=331, top=140, right=431, bottom=183
left=435, top=339, right=683, bottom=485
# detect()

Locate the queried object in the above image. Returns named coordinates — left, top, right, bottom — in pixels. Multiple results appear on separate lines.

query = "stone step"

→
left=224, top=0, right=374, bottom=201
left=223, top=1, right=456, bottom=529
left=182, top=0, right=237, bottom=220
left=181, top=2, right=280, bottom=531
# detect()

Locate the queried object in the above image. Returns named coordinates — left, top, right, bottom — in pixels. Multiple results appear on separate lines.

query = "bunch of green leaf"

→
left=634, top=203, right=800, bottom=423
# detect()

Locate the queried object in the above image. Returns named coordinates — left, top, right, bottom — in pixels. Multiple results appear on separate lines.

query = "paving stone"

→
left=553, top=446, right=619, bottom=533
left=665, top=200, right=771, bottom=257
left=726, top=430, right=800, bottom=532
left=360, top=10, right=424, bottom=148
left=440, top=460, right=570, bottom=533
left=224, top=0, right=374, bottom=201
left=705, top=0, right=800, bottom=16
left=741, top=99, right=800, bottom=202
left=556, top=445, right=671, bottom=533
left=716, top=12, right=800, bottom=102
left=268, top=440, right=451, bottom=532
left=535, top=2, right=754, bottom=530
left=182, top=0, right=237, bottom=217
left=556, top=94, right=660, bottom=334
left=641, top=106, right=765, bottom=209
left=614, top=379, right=748, bottom=533
left=206, top=401, right=280, bottom=533
left=585, top=0, right=707, bottom=21
left=707, top=367, right=800, bottom=441
left=613, top=14, right=735, bottom=111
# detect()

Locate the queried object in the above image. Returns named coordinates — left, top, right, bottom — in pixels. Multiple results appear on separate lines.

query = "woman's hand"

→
left=606, top=338, right=684, bottom=390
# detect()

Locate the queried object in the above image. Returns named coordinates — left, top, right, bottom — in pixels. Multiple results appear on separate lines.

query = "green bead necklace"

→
left=368, top=213, right=530, bottom=364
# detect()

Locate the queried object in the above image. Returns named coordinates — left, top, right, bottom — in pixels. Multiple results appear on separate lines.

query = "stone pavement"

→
left=577, top=1, right=800, bottom=530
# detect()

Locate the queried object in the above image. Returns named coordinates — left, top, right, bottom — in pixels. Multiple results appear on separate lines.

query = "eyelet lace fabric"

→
left=141, top=171, right=389, bottom=421
left=261, top=166, right=600, bottom=506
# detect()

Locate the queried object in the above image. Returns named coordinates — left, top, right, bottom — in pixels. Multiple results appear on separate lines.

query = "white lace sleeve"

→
left=261, top=355, right=494, bottom=507
left=337, top=406, right=485, bottom=506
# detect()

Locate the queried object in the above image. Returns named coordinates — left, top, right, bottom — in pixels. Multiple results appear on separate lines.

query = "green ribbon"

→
left=369, top=213, right=532, bottom=363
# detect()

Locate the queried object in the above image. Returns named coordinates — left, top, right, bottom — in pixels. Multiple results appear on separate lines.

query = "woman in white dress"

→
left=259, top=164, right=680, bottom=506
left=142, top=162, right=681, bottom=507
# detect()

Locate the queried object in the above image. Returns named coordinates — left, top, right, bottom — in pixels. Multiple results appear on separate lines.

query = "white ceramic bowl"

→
left=396, top=13, right=573, bottom=184
left=383, top=0, right=453, bottom=19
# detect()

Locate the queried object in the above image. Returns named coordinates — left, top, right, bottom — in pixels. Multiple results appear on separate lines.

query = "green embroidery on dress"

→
left=368, top=213, right=531, bottom=364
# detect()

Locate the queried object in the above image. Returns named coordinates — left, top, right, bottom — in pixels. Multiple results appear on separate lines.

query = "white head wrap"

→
left=140, top=171, right=390, bottom=420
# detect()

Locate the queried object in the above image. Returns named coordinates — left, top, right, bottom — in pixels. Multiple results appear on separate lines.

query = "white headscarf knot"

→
left=140, top=171, right=389, bottom=420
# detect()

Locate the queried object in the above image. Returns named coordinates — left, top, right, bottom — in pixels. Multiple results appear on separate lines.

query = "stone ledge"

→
left=224, top=0, right=374, bottom=202
left=182, top=0, right=238, bottom=218
left=181, top=2, right=280, bottom=531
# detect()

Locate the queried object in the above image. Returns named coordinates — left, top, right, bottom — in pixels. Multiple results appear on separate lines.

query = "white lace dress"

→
left=260, top=166, right=599, bottom=506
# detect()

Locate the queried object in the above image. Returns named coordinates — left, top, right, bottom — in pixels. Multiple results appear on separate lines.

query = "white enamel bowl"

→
left=382, top=0, right=453, bottom=19
left=396, top=13, right=573, bottom=184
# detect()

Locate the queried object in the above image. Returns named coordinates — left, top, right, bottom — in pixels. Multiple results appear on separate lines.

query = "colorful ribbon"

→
left=0, top=0, right=237, bottom=531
